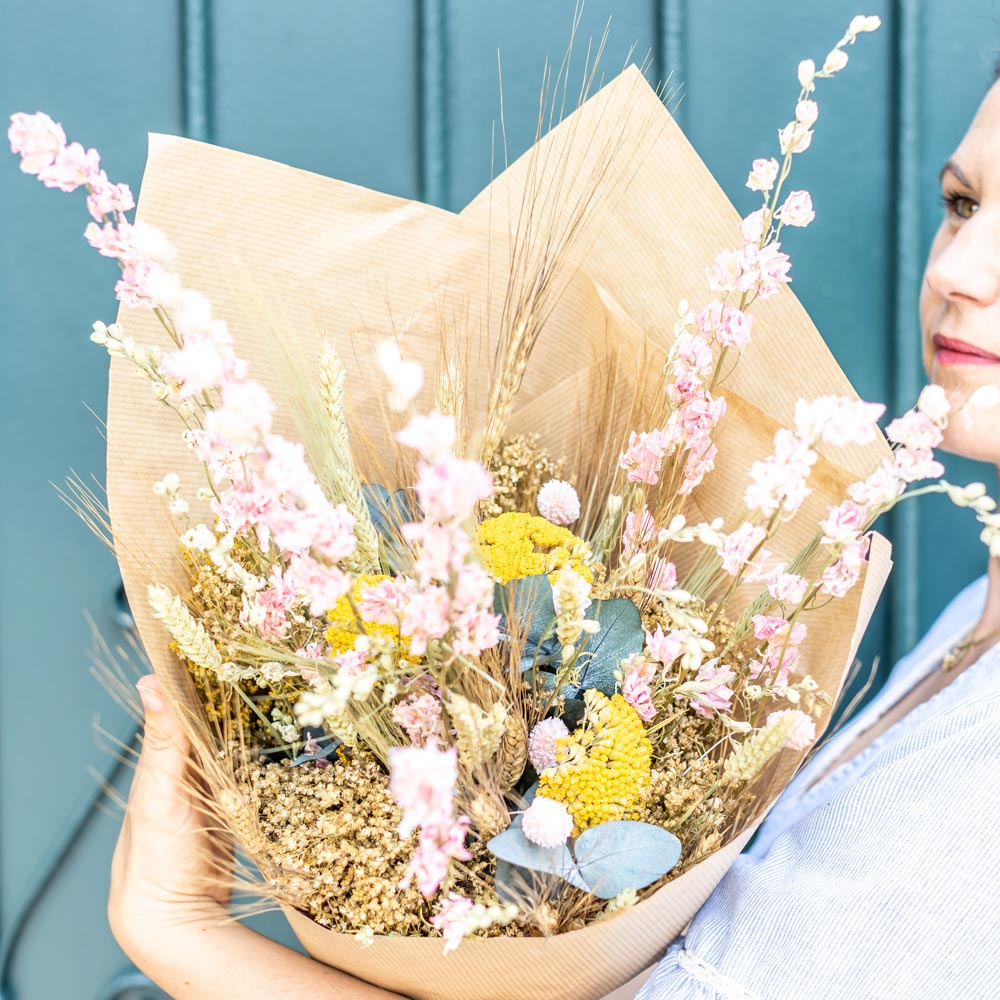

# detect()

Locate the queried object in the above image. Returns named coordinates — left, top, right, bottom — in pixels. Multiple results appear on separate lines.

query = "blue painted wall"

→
left=1, top=1, right=997, bottom=996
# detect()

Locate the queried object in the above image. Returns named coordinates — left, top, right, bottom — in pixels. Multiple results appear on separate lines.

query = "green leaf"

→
left=488, top=825, right=589, bottom=891
left=575, top=598, right=645, bottom=696
left=494, top=574, right=556, bottom=649
left=573, top=821, right=682, bottom=899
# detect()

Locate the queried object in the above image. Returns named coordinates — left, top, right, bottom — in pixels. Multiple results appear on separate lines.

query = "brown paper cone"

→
left=106, top=63, right=893, bottom=1000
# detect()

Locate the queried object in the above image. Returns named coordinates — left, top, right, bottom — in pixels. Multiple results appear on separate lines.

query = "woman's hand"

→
left=109, top=674, right=230, bottom=959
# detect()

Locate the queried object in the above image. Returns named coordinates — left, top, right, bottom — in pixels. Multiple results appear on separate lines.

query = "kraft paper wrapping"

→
left=106, top=64, right=893, bottom=1000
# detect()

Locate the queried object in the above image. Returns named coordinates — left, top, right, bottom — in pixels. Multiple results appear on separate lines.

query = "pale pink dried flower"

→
left=527, top=717, right=569, bottom=772
left=521, top=796, right=574, bottom=848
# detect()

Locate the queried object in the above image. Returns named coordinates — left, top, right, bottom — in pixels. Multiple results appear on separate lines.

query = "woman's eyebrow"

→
left=939, top=159, right=973, bottom=187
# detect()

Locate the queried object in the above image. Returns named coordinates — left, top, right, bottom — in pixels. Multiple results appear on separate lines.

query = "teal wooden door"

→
left=2, top=2, right=995, bottom=996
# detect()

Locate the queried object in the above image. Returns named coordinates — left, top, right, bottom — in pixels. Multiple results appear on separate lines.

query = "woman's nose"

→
left=924, top=215, right=1000, bottom=307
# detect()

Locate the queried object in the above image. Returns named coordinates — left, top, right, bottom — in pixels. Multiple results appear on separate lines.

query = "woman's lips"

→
left=933, top=334, right=1000, bottom=367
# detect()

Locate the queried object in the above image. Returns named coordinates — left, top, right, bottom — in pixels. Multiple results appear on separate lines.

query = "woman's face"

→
left=921, top=80, right=1000, bottom=464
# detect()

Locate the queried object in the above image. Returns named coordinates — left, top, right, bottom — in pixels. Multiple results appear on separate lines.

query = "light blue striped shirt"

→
left=640, top=575, right=1000, bottom=1000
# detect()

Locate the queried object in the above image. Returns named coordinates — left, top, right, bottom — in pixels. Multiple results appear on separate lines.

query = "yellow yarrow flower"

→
left=537, top=690, right=652, bottom=835
left=325, top=574, right=406, bottom=655
left=477, top=512, right=593, bottom=585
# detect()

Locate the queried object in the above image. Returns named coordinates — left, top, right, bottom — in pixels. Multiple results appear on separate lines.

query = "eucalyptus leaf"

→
left=575, top=598, right=645, bottom=696
left=488, top=825, right=589, bottom=891
left=573, top=820, right=682, bottom=899
left=494, top=574, right=557, bottom=649
left=362, top=484, right=419, bottom=572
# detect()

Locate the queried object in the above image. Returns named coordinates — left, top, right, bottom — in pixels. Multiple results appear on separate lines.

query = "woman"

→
left=109, top=81, right=1000, bottom=1000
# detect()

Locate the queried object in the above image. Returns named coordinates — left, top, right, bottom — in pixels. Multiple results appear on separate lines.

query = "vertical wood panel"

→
left=655, top=0, right=686, bottom=127
left=887, top=0, right=923, bottom=664
left=211, top=0, right=420, bottom=199
left=182, top=0, right=215, bottom=141
left=419, top=0, right=450, bottom=206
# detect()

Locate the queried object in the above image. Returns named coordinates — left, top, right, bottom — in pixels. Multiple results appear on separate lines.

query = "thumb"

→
left=134, top=675, right=192, bottom=802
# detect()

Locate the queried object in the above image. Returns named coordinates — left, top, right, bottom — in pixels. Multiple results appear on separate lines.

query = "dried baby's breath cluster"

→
left=235, top=752, right=535, bottom=938
left=482, top=434, right=561, bottom=519
left=237, top=753, right=430, bottom=934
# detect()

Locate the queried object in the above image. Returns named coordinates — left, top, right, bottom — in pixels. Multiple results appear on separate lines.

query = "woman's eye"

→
left=942, top=193, right=979, bottom=220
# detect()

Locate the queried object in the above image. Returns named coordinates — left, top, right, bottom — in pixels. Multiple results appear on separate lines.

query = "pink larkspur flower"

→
left=204, top=381, right=275, bottom=451
left=766, top=566, right=808, bottom=606
left=8, top=112, right=65, bottom=174
left=706, top=249, right=742, bottom=295
left=644, top=625, right=685, bottom=668
left=778, top=120, right=814, bottom=155
left=767, top=709, right=817, bottom=751
left=893, top=447, right=944, bottom=484
left=536, top=479, right=581, bottom=526
left=287, top=554, right=350, bottom=616
left=793, top=396, right=885, bottom=448
left=738, top=242, right=793, bottom=300
left=744, top=429, right=817, bottom=517
left=621, top=655, right=657, bottom=720
left=449, top=606, right=501, bottom=657
left=621, top=506, right=656, bottom=560
left=84, top=220, right=135, bottom=259
left=402, top=521, right=472, bottom=585
left=416, top=456, right=493, bottom=523
left=820, top=536, right=870, bottom=598
left=85, top=172, right=134, bottom=220
left=688, top=662, right=736, bottom=719
left=397, top=410, right=457, bottom=463
left=405, top=815, right=472, bottom=896
left=521, top=796, right=574, bottom=848
left=400, top=585, right=452, bottom=656
left=885, top=409, right=944, bottom=452
left=848, top=459, right=905, bottom=508
left=619, top=428, right=671, bottom=485
left=741, top=208, right=768, bottom=245
left=38, top=141, right=100, bottom=192
left=431, top=894, right=475, bottom=954
left=746, top=157, right=779, bottom=192
left=716, top=522, right=767, bottom=575
left=389, top=744, right=459, bottom=838
left=393, top=693, right=443, bottom=748
left=115, top=258, right=165, bottom=309
left=358, top=576, right=411, bottom=623
left=647, top=557, right=677, bottom=594
left=775, top=190, right=815, bottom=228
left=246, top=567, right=298, bottom=641
left=527, top=717, right=569, bottom=772
left=753, top=614, right=791, bottom=642
left=819, top=500, right=868, bottom=546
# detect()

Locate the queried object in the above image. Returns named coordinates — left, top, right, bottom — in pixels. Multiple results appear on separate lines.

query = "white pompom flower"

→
left=521, top=795, right=574, bottom=848
left=537, top=479, right=581, bottom=526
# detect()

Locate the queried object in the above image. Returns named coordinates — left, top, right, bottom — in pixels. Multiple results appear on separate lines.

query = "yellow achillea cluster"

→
left=538, top=690, right=652, bottom=834
left=325, top=574, right=404, bottom=654
left=476, top=512, right=592, bottom=585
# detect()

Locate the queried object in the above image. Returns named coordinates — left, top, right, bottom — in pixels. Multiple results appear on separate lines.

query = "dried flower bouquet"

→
left=12, top=14, right=1000, bottom=1000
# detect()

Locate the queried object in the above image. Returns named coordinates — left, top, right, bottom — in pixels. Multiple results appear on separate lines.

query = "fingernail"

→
left=136, top=678, right=165, bottom=713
